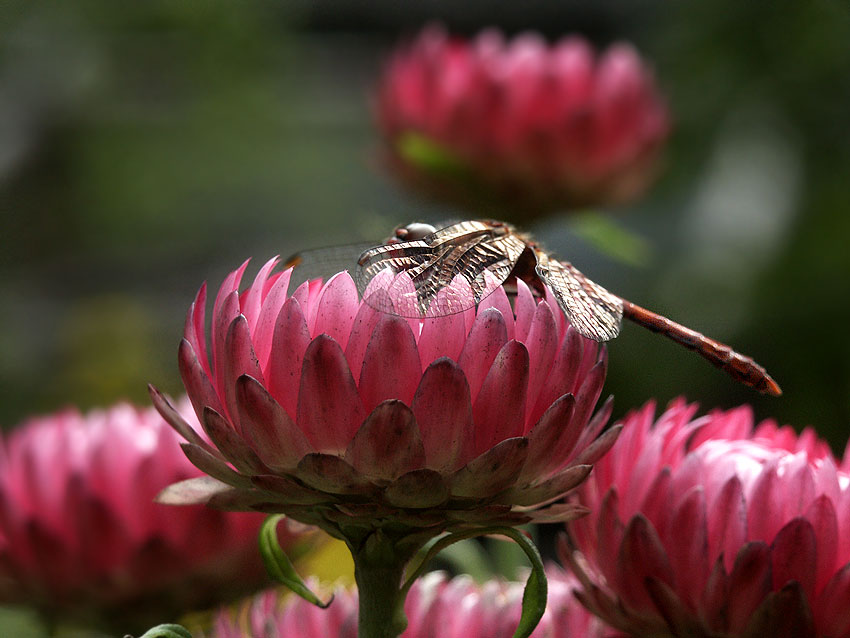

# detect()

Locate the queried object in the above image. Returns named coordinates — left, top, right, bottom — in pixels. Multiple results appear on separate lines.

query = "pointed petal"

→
left=771, top=518, right=817, bottom=599
left=512, top=279, right=537, bottom=341
left=343, top=297, right=383, bottom=376
left=472, top=340, right=529, bottom=454
left=708, top=476, right=747, bottom=574
left=522, top=394, right=576, bottom=481
left=417, top=305, right=467, bottom=370
left=223, top=315, right=264, bottom=430
left=457, top=308, right=508, bottom=403
left=451, top=437, right=528, bottom=498
left=523, top=301, right=559, bottom=426
left=529, top=327, right=584, bottom=419
left=667, top=487, right=709, bottom=609
left=147, top=385, right=213, bottom=454
left=411, top=358, right=474, bottom=472
left=295, top=453, right=374, bottom=495
left=814, top=563, right=850, bottom=637
left=184, top=283, right=209, bottom=374
left=179, top=443, right=251, bottom=488
left=476, top=286, right=515, bottom=340
left=615, top=515, right=675, bottom=613
left=236, top=374, right=313, bottom=470
left=727, top=542, right=772, bottom=633
left=313, top=272, right=359, bottom=350
left=254, top=266, right=293, bottom=366
left=178, top=338, right=225, bottom=425
left=504, top=464, right=592, bottom=506
left=250, top=474, right=331, bottom=505
left=384, top=469, right=449, bottom=508
left=156, top=476, right=233, bottom=505
left=240, top=256, right=279, bottom=333
left=357, top=314, right=420, bottom=413
left=344, top=400, right=425, bottom=481
left=201, top=407, right=268, bottom=475
left=297, top=335, right=366, bottom=452
left=267, top=297, right=311, bottom=420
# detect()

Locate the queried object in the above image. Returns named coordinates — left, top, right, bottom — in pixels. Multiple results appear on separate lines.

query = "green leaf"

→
left=259, top=514, right=332, bottom=608
left=400, top=527, right=548, bottom=638
left=571, top=210, right=652, bottom=267
left=396, top=132, right=467, bottom=174
left=132, top=624, right=193, bottom=638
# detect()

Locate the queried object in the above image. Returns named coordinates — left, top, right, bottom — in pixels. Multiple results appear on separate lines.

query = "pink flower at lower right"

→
left=563, top=398, right=850, bottom=638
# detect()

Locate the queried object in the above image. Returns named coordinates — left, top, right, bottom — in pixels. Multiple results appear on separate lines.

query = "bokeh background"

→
left=2, top=0, right=849, bottom=453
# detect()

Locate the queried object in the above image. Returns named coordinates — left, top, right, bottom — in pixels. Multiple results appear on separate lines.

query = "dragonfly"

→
left=348, top=219, right=781, bottom=396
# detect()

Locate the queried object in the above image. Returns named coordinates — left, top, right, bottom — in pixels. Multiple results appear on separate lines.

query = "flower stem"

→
left=350, top=531, right=422, bottom=638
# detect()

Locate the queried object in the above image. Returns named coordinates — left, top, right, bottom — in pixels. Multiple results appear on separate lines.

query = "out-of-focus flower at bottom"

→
left=565, top=398, right=850, bottom=638
left=0, top=399, right=307, bottom=633
left=203, top=568, right=611, bottom=638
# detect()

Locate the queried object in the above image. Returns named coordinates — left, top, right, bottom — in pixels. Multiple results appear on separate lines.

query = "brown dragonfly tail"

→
left=621, top=300, right=782, bottom=396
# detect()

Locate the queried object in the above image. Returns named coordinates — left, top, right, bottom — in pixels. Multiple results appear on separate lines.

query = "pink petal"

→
left=297, top=335, right=365, bottom=453
left=178, top=339, right=225, bottom=425
left=615, top=515, right=675, bottom=614
left=708, top=476, right=747, bottom=574
left=529, top=326, right=584, bottom=419
left=476, top=286, right=515, bottom=340
left=253, top=267, right=293, bottom=367
left=512, top=279, right=536, bottom=341
left=411, top=358, right=474, bottom=472
left=357, top=314, right=420, bottom=414
left=450, top=437, right=528, bottom=499
left=212, top=291, right=241, bottom=397
left=472, top=340, right=529, bottom=454
left=240, top=257, right=279, bottom=333
left=771, top=518, right=817, bottom=600
left=236, top=375, right=313, bottom=470
left=726, top=542, right=772, bottom=633
left=522, top=394, right=576, bottom=481
left=223, top=315, right=264, bottom=429
left=666, top=487, right=709, bottom=610
left=417, top=309, right=467, bottom=370
left=312, top=272, right=359, bottom=350
left=184, top=283, right=210, bottom=375
left=200, top=408, right=267, bottom=475
left=344, top=400, right=425, bottom=481
left=458, top=308, right=508, bottom=404
left=266, top=297, right=311, bottom=421
left=343, top=298, right=383, bottom=378
left=522, top=301, right=559, bottom=427
left=147, top=385, right=213, bottom=454
left=814, top=564, right=850, bottom=637
left=748, top=460, right=785, bottom=542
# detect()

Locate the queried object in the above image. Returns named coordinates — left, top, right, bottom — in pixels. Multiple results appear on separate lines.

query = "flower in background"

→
left=375, top=24, right=669, bottom=218
left=0, top=399, right=305, bottom=633
left=202, top=569, right=608, bottom=638
left=153, top=257, right=617, bottom=534
left=564, top=398, right=850, bottom=638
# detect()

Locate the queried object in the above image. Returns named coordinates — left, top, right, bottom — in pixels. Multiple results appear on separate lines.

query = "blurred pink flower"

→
left=376, top=25, right=669, bottom=217
left=153, top=257, right=617, bottom=534
left=203, top=569, right=610, bottom=638
left=0, top=399, right=301, bottom=631
left=565, top=398, right=850, bottom=638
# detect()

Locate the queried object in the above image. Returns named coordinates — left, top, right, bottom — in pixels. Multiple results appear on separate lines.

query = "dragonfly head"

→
left=387, top=222, right=437, bottom=244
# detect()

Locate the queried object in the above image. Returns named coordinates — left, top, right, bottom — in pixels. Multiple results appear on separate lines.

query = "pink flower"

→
left=376, top=25, right=669, bottom=216
left=202, top=569, right=609, bottom=638
left=0, top=399, right=301, bottom=632
left=565, top=398, right=850, bottom=638
left=153, top=257, right=617, bottom=534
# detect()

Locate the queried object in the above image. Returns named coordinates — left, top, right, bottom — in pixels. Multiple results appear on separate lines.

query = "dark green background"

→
left=2, top=0, right=849, bottom=451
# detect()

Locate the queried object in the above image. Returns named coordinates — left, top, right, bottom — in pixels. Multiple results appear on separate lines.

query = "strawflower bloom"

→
left=203, top=568, right=609, bottom=638
left=151, top=256, right=619, bottom=637
left=376, top=25, right=669, bottom=217
left=564, top=398, right=850, bottom=638
left=0, top=399, right=302, bottom=633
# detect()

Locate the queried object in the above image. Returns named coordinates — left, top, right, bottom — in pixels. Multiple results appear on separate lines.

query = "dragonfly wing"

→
left=535, top=253, right=623, bottom=342
left=284, top=242, right=380, bottom=287
left=354, top=222, right=527, bottom=318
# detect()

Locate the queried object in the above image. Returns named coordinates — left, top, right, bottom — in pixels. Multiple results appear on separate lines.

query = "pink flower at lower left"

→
left=0, top=399, right=303, bottom=633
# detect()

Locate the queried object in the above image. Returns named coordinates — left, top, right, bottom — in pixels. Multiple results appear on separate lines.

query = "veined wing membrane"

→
left=354, top=221, right=527, bottom=317
left=534, top=252, right=623, bottom=342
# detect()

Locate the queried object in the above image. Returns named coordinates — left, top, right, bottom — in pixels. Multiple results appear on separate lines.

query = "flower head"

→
left=154, top=257, right=616, bottom=538
left=565, top=398, right=850, bottom=638
left=203, top=569, right=607, bottom=638
left=376, top=25, right=669, bottom=216
left=0, top=399, right=298, bottom=631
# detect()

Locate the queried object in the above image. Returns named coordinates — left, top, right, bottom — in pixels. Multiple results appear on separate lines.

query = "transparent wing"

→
left=283, top=242, right=377, bottom=289
left=535, top=252, right=624, bottom=342
left=354, top=221, right=528, bottom=318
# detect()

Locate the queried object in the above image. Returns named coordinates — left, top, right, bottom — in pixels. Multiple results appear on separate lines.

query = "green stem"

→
left=351, top=532, right=422, bottom=638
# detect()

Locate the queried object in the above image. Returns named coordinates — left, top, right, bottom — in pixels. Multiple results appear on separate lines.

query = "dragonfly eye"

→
left=390, top=222, right=437, bottom=244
